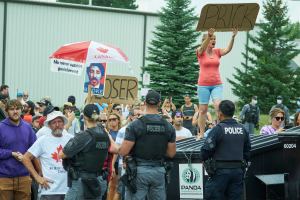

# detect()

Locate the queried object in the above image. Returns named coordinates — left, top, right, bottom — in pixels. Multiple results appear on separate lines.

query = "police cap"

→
left=84, top=104, right=100, bottom=119
left=145, top=90, right=161, bottom=105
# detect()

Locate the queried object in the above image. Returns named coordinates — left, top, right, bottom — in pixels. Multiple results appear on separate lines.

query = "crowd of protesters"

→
left=0, top=83, right=298, bottom=200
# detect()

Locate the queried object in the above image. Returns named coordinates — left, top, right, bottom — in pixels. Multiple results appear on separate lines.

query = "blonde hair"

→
left=269, top=108, right=285, bottom=119
left=202, top=33, right=215, bottom=42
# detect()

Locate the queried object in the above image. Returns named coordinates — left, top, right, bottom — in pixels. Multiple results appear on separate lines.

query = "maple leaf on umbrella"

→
left=97, top=47, right=109, bottom=53
left=51, top=145, right=63, bottom=163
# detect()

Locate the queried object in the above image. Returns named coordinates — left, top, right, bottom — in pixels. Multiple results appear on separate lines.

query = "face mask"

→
left=251, top=100, right=257, bottom=105
left=277, top=100, right=282, bottom=104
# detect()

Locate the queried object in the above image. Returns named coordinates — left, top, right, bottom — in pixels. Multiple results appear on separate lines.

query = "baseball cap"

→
left=277, top=96, right=283, bottom=100
left=84, top=104, right=100, bottom=119
left=37, top=97, right=52, bottom=107
left=43, top=105, right=59, bottom=116
left=67, top=95, right=76, bottom=105
left=145, top=90, right=161, bottom=105
left=44, top=111, right=68, bottom=127
left=173, top=111, right=183, bottom=118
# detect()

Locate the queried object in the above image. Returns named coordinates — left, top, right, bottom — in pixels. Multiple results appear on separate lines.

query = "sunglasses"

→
left=99, top=120, right=107, bottom=123
left=274, top=116, right=284, bottom=121
left=108, top=118, right=118, bottom=122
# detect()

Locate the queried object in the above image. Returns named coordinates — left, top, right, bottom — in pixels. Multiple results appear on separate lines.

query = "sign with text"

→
left=50, top=59, right=84, bottom=76
left=196, top=3, right=260, bottom=32
left=101, top=75, right=138, bottom=104
left=179, top=163, right=203, bottom=199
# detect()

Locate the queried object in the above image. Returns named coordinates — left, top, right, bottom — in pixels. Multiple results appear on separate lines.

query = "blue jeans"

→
left=243, top=122, right=255, bottom=135
left=204, top=168, right=243, bottom=200
left=125, top=166, right=166, bottom=200
left=64, top=176, right=107, bottom=200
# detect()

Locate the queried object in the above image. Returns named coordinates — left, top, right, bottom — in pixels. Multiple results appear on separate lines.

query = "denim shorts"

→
left=197, top=84, right=223, bottom=104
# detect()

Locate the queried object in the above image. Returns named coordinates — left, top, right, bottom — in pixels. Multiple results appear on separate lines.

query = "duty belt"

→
left=136, top=158, right=163, bottom=167
left=78, top=171, right=101, bottom=178
left=215, top=161, right=243, bottom=169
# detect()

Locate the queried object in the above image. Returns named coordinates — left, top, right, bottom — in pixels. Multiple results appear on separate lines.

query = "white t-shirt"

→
left=175, top=127, right=193, bottom=138
left=116, top=126, right=126, bottom=166
left=28, top=132, right=73, bottom=195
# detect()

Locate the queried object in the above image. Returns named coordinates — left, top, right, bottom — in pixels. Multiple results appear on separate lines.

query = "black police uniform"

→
left=200, top=118, right=251, bottom=200
left=124, top=114, right=176, bottom=200
left=63, top=125, right=110, bottom=200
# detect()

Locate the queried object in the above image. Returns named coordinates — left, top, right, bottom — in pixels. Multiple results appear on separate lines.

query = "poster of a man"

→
left=84, top=63, right=107, bottom=95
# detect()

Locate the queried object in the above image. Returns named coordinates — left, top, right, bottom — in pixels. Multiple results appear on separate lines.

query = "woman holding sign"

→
left=196, top=28, right=238, bottom=138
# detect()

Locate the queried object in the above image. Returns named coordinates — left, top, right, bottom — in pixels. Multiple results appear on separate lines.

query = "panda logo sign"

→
left=179, top=164, right=203, bottom=199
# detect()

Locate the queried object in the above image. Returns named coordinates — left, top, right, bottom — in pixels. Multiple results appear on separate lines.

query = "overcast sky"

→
left=136, top=0, right=300, bottom=23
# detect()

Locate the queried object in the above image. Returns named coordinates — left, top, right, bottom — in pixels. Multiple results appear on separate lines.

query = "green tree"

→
left=143, top=0, right=198, bottom=105
left=57, top=0, right=138, bottom=9
left=228, top=0, right=300, bottom=113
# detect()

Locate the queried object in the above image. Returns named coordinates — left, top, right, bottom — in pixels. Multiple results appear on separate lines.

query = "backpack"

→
left=244, top=104, right=258, bottom=124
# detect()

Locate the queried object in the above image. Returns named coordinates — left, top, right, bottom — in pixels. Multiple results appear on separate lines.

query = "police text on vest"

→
left=224, top=127, right=243, bottom=134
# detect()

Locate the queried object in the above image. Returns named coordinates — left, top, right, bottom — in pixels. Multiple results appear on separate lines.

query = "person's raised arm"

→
left=197, top=28, right=215, bottom=55
left=221, top=28, right=238, bottom=56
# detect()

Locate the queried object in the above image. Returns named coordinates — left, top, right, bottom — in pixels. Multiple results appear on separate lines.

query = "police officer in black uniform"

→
left=119, top=90, right=176, bottom=200
left=59, top=104, right=110, bottom=200
left=200, top=100, right=251, bottom=200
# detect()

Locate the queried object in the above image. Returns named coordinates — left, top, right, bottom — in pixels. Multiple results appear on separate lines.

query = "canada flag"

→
left=51, top=145, right=63, bottom=163
left=97, top=47, right=109, bottom=53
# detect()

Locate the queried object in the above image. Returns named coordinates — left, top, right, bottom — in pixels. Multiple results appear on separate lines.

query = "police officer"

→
left=59, top=104, right=110, bottom=200
left=200, top=100, right=251, bottom=200
left=119, top=90, right=176, bottom=200
left=239, top=96, right=260, bottom=135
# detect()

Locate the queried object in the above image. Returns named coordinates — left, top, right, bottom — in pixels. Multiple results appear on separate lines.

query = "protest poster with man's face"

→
left=84, top=63, right=107, bottom=95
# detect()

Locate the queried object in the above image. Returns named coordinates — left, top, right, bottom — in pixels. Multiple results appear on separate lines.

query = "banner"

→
left=98, top=75, right=138, bottom=105
left=196, top=3, right=260, bottom=32
left=83, top=63, right=107, bottom=96
left=179, top=163, right=203, bottom=199
left=50, top=59, right=84, bottom=76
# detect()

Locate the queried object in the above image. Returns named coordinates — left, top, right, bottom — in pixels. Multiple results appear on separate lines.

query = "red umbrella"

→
left=49, top=41, right=129, bottom=76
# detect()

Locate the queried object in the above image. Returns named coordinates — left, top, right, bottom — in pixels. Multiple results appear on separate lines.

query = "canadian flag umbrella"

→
left=49, top=41, right=129, bottom=76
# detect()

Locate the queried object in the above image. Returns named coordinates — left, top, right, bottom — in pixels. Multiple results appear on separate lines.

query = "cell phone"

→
left=169, top=96, right=172, bottom=102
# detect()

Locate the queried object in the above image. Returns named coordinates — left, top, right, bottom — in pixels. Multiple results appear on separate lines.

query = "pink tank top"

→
left=197, top=48, right=222, bottom=86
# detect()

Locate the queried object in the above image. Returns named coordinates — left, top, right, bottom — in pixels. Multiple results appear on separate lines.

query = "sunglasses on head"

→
left=109, top=118, right=118, bottom=122
left=275, top=116, right=284, bottom=121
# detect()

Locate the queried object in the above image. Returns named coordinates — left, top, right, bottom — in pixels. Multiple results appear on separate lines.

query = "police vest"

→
left=213, top=122, right=246, bottom=161
left=244, top=104, right=259, bottom=123
left=75, top=126, right=110, bottom=173
left=133, top=115, right=169, bottom=160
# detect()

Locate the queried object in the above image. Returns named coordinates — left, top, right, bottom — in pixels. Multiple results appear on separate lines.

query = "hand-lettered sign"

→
left=85, top=75, right=138, bottom=105
left=196, top=3, right=260, bottom=32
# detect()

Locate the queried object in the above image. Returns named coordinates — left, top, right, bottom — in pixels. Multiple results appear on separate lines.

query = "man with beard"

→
left=0, top=99, right=36, bottom=200
left=84, top=63, right=105, bottom=95
left=22, top=111, right=73, bottom=200
left=172, top=111, right=192, bottom=141
left=22, top=100, right=35, bottom=124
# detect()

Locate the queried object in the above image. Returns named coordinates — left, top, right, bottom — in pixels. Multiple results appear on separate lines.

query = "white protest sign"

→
left=50, top=59, right=84, bottom=76
left=143, top=72, right=150, bottom=85
left=179, top=163, right=203, bottom=199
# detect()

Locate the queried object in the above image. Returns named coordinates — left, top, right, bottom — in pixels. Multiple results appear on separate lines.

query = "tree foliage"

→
left=228, top=0, right=300, bottom=113
left=143, top=0, right=198, bottom=105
